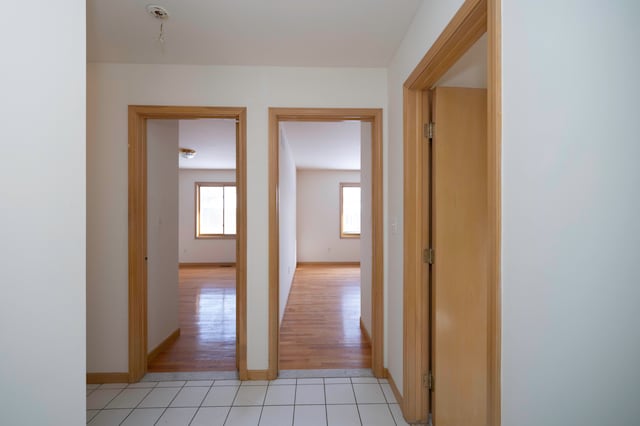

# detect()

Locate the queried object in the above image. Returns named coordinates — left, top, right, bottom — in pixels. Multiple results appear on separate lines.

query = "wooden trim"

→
left=402, top=0, right=501, bottom=424
left=268, top=108, right=280, bottom=380
left=179, top=263, right=236, bottom=268
left=296, top=262, right=360, bottom=267
left=384, top=368, right=404, bottom=408
left=147, top=328, right=180, bottom=363
left=360, top=317, right=371, bottom=344
left=128, top=105, right=248, bottom=382
left=268, top=107, right=384, bottom=379
left=246, top=370, right=270, bottom=380
left=370, top=108, right=385, bottom=378
left=404, top=0, right=487, bottom=90
left=128, top=107, right=147, bottom=383
left=487, top=0, right=502, bottom=424
left=236, top=108, right=248, bottom=380
left=87, top=373, right=130, bottom=384
left=402, top=87, right=430, bottom=423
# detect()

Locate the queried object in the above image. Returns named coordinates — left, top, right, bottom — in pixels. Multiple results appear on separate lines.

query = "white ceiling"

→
left=87, top=0, right=422, bottom=67
left=178, top=119, right=361, bottom=170
left=178, top=119, right=236, bottom=169
left=281, top=121, right=361, bottom=170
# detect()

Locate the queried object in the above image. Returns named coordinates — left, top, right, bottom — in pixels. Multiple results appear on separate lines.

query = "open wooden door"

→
left=431, top=87, right=488, bottom=425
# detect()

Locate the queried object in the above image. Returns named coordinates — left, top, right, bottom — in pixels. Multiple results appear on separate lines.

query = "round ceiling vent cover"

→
left=146, top=5, right=169, bottom=19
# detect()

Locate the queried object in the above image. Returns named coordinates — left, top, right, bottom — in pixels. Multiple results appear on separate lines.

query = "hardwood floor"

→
left=279, top=264, right=371, bottom=370
left=147, top=265, right=236, bottom=372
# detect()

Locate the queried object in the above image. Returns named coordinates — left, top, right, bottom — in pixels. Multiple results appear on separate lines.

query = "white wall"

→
left=386, top=0, right=466, bottom=393
left=360, top=122, right=373, bottom=336
left=436, top=33, right=487, bottom=88
left=0, top=1, right=85, bottom=424
left=502, top=1, right=640, bottom=425
left=297, top=170, right=361, bottom=262
left=278, top=129, right=297, bottom=323
left=147, top=120, right=180, bottom=352
left=179, top=169, right=236, bottom=263
left=86, top=64, right=387, bottom=372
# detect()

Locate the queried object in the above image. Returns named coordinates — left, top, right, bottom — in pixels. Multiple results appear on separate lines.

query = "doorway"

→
left=127, top=106, right=248, bottom=382
left=277, top=120, right=370, bottom=370
left=268, top=108, right=384, bottom=379
left=145, top=118, right=239, bottom=373
left=401, top=0, right=501, bottom=424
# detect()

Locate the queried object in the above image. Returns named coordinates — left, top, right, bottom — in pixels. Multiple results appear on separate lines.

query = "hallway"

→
left=279, top=264, right=371, bottom=370
left=148, top=265, right=237, bottom=372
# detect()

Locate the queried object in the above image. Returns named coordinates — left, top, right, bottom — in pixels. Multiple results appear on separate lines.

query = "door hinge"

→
left=422, top=371, right=433, bottom=390
left=424, top=122, right=434, bottom=140
left=423, top=248, right=434, bottom=265
left=423, top=371, right=434, bottom=390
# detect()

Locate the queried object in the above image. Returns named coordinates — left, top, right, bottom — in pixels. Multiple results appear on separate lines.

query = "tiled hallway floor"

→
left=86, top=376, right=408, bottom=425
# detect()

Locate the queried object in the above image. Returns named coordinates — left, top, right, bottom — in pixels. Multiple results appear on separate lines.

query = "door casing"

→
left=268, top=107, right=384, bottom=379
left=127, top=106, right=248, bottom=382
left=402, top=0, right=501, bottom=424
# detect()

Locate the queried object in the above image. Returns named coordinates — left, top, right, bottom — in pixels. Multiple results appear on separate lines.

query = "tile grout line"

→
left=323, top=379, right=329, bottom=426
left=152, top=381, right=189, bottom=425
left=116, top=386, right=154, bottom=425
left=221, top=381, right=243, bottom=425
left=255, top=383, right=268, bottom=426
left=378, top=381, right=399, bottom=426
left=88, top=386, right=127, bottom=424
left=379, top=382, right=398, bottom=426
left=350, top=378, right=364, bottom=426
left=292, top=380, right=299, bottom=425
left=187, top=383, right=215, bottom=426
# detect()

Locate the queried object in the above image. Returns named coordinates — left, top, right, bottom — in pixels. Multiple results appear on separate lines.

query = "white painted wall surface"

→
left=0, top=1, right=85, bottom=424
left=502, top=2, right=640, bottom=425
left=146, top=120, right=180, bottom=352
left=278, top=129, right=297, bottom=323
left=179, top=169, right=236, bottom=263
left=297, top=170, right=361, bottom=262
left=86, top=64, right=386, bottom=372
left=360, top=122, right=373, bottom=336
left=386, top=0, right=466, bottom=394
left=436, top=33, right=487, bottom=88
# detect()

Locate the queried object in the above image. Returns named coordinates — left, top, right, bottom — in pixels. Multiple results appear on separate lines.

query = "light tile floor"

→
left=87, top=377, right=408, bottom=425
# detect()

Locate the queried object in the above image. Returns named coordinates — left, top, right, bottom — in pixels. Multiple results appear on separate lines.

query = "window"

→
left=196, top=182, right=236, bottom=238
left=340, top=183, right=361, bottom=238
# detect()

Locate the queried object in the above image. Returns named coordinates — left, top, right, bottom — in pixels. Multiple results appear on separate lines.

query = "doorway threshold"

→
left=278, top=368, right=374, bottom=379
left=141, top=370, right=239, bottom=382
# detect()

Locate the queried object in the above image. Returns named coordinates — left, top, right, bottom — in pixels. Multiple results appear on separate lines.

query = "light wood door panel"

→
left=432, top=87, right=488, bottom=426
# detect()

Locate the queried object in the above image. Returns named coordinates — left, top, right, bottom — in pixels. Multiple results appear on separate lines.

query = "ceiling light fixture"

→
left=146, top=5, right=169, bottom=46
left=146, top=4, right=169, bottom=19
left=179, top=148, right=197, bottom=159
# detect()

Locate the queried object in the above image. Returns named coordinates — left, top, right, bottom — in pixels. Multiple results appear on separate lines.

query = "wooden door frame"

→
left=402, top=0, right=501, bottom=424
left=128, top=105, right=248, bottom=382
left=268, top=107, right=384, bottom=379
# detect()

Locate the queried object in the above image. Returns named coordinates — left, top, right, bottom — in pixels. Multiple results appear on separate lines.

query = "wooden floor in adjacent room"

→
left=279, top=264, right=371, bottom=370
left=147, top=265, right=236, bottom=372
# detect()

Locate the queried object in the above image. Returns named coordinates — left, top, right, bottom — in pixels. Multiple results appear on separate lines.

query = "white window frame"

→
left=195, top=182, right=237, bottom=239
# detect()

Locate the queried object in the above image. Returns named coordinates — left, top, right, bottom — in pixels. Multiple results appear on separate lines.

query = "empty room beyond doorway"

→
left=279, top=263, right=370, bottom=370
left=148, top=265, right=237, bottom=371
left=270, top=111, right=383, bottom=376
